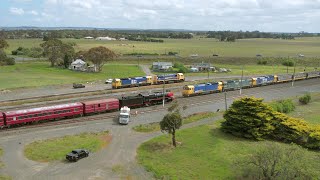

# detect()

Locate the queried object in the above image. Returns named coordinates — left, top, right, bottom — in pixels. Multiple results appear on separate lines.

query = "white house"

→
left=70, top=59, right=87, bottom=71
left=96, top=36, right=116, bottom=41
left=84, top=36, right=94, bottom=39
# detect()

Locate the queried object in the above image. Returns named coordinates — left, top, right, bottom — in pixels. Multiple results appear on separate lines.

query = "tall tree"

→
left=160, top=103, right=183, bottom=147
left=40, top=39, right=74, bottom=67
left=85, top=46, right=116, bottom=72
left=0, top=39, right=9, bottom=50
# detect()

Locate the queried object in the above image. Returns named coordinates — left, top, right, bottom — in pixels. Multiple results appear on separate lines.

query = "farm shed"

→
left=152, top=62, right=173, bottom=71
left=70, top=59, right=87, bottom=71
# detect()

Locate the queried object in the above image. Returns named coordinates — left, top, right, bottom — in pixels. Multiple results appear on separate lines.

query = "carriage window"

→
left=24, top=116, right=28, bottom=119
left=34, top=114, right=38, bottom=117
left=29, top=115, right=33, bottom=118
left=98, top=104, right=101, bottom=107
left=74, top=108, right=78, bottom=111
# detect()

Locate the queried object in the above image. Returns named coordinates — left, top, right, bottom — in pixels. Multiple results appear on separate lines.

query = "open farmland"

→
left=0, top=62, right=144, bottom=89
left=5, top=37, right=320, bottom=57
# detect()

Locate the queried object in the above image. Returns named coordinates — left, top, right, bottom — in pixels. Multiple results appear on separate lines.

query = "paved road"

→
left=0, top=79, right=319, bottom=179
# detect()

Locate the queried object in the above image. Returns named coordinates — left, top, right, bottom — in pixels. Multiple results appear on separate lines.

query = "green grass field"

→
left=132, top=112, right=217, bottom=133
left=24, top=131, right=110, bottom=162
left=137, top=122, right=320, bottom=179
left=5, top=37, right=320, bottom=57
left=0, top=62, right=144, bottom=89
left=289, top=93, right=320, bottom=124
left=137, top=94, right=320, bottom=179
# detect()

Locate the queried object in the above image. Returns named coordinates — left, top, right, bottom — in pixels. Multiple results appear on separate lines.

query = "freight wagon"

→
left=294, top=72, right=307, bottom=80
left=276, top=74, right=292, bottom=83
left=307, top=71, right=320, bottom=78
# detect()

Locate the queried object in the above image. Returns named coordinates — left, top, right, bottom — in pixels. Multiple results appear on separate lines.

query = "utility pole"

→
left=240, top=65, right=244, bottom=95
left=291, top=62, right=296, bottom=87
left=224, top=91, right=227, bottom=111
left=162, top=80, right=165, bottom=107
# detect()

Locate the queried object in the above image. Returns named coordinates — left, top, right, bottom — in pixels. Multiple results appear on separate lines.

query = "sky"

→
left=1, top=0, right=320, bottom=32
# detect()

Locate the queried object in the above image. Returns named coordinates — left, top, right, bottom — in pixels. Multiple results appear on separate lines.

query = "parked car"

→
left=66, top=149, right=89, bottom=162
left=73, top=83, right=85, bottom=88
left=105, top=79, right=113, bottom=84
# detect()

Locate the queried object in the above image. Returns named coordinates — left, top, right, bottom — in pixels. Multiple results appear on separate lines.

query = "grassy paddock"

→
left=5, top=37, right=320, bottom=57
left=132, top=112, right=217, bottom=133
left=24, top=131, right=110, bottom=162
left=137, top=122, right=320, bottom=179
left=0, top=62, right=144, bottom=89
left=289, top=93, right=320, bottom=124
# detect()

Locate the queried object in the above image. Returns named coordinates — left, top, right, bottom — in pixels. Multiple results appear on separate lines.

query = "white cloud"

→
left=20, top=0, right=320, bottom=31
left=28, top=10, right=38, bottom=15
left=9, top=7, right=24, bottom=15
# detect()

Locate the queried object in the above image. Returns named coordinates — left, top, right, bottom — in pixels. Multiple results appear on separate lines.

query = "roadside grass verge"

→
left=289, top=93, right=320, bottom=124
left=24, top=131, right=110, bottom=162
left=0, top=62, right=144, bottom=89
left=137, top=122, right=320, bottom=179
left=132, top=112, right=217, bottom=133
left=0, top=148, right=4, bottom=168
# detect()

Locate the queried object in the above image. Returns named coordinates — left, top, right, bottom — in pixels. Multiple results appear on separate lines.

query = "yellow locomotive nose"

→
left=182, top=85, right=194, bottom=97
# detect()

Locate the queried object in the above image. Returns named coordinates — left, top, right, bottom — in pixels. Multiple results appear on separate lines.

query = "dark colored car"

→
left=66, top=149, right=89, bottom=162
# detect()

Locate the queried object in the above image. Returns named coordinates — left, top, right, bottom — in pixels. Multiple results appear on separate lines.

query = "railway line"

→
left=1, top=78, right=318, bottom=135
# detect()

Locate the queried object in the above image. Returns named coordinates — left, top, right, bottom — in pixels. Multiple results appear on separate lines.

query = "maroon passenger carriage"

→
left=3, top=103, right=83, bottom=126
left=0, top=113, right=4, bottom=128
left=81, top=98, right=119, bottom=114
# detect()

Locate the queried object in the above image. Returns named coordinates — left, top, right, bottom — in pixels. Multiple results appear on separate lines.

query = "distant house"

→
left=152, top=62, right=173, bottom=71
left=192, top=62, right=212, bottom=71
left=119, top=38, right=127, bottom=41
left=96, top=36, right=116, bottom=41
left=84, top=36, right=94, bottom=39
left=70, top=59, right=87, bottom=71
left=190, top=54, right=199, bottom=58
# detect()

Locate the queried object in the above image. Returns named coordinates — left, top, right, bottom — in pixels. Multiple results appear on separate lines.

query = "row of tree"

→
left=0, top=29, right=193, bottom=40
left=207, top=31, right=297, bottom=41
left=0, top=39, right=15, bottom=66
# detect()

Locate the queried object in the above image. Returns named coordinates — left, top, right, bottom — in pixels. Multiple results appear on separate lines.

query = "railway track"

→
left=1, top=78, right=319, bottom=135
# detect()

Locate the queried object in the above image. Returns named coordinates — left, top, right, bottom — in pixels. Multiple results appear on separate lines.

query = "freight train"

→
left=0, top=92, right=174, bottom=128
left=112, top=73, right=185, bottom=89
left=183, top=71, right=320, bottom=96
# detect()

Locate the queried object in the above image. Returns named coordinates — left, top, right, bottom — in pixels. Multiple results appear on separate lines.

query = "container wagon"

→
left=294, top=72, right=307, bottom=81
left=276, top=74, right=292, bottom=83
left=307, top=71, right=320, bottom=78
left=222, top=80, right=241, bottom=91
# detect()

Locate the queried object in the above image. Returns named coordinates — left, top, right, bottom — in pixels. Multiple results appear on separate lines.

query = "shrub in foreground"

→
left=299, top=93, right=311, bottom=105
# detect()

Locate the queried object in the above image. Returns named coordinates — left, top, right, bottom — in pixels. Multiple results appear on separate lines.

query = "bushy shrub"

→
left=270, top=99, right=295, bottom=113
left=257, top=60, right=267, bottom=65
left=222, top=97, right=320, bottom=149
left=299, top=93, right=311, bottom=105
left=221, top=97, right=276, bottom=140
left=168, top=51, right=178, bottom=56
left=282, top=60, right=294, bottom=67
left=177, top=66, right=188, bottom=73
left=5, top=57, right=15, bottom=65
